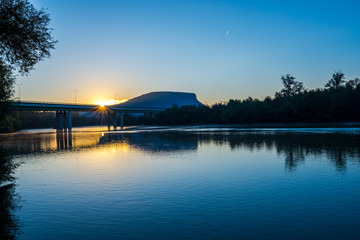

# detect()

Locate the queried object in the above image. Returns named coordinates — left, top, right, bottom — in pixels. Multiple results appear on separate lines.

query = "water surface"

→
left=1, top=126, right=360, bottom=239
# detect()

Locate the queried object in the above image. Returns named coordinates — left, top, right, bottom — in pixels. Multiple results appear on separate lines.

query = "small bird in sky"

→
left=226, top=30, right=230, bottom=37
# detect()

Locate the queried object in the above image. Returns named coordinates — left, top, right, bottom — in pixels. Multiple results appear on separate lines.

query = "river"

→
left=1, top=126, right=360, bottom=239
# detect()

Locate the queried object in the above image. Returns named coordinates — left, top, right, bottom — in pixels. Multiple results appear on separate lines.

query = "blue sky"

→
left=18, top=0, right=360, bottom=104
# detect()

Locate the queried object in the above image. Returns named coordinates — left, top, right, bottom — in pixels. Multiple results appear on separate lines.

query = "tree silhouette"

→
left=325, top=70, right=345, bottom=89
left=0, top=0, right=56, bottom=131
left=0, top=0, right=57, bottom=105
left=346, top=78, right=360, bottom=89
left=0, top=0, right=57, bottom=75
left=275, top=74, right=304, bottom=98
left=0, top=64, right=14, bottom=102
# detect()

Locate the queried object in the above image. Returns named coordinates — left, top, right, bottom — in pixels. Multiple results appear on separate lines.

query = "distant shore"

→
left=3, top=123, right=360, bottom=135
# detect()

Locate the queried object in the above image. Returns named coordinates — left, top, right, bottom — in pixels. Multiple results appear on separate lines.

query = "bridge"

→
left=7, top=101, right=166, bottom=131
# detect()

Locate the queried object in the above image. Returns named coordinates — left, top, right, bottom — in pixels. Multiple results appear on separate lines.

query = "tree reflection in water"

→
left=0, top=129, right=360, bottom=239
left=0, top=147, right=21, bottom=240
left=1, top=129, right=360, bottom=172
left=97, top=130, right=360, bottom=172
left=197, top=132, right=360, bottom=172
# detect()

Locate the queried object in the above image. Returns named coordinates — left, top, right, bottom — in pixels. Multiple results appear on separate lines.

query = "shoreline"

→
left=2, top=122, right=360, bottom=135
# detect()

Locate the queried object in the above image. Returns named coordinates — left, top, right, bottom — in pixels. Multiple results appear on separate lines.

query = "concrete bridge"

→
left=8, top=101, right=166, bottom=131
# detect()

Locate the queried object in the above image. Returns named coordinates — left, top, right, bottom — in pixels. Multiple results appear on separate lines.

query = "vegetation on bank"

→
left=1, top=71, right=360, bottom=132
left=130, top=72, right=360, bottom=125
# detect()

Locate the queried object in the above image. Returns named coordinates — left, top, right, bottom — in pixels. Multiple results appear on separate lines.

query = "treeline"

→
left=2, top=71, right=360, bottom=131
left=129, top=72, right=360, bottom=125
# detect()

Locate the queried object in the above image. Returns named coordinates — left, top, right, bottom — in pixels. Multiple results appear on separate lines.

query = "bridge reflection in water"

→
left=56, top=129, right=72, bottom=150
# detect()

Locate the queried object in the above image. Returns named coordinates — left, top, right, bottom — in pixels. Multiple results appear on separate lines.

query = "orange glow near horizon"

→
left=96, top=98, right=128, bottom=106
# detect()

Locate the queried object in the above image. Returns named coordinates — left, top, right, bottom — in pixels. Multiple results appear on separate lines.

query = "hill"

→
left=114, top=91, right=203, bottom=109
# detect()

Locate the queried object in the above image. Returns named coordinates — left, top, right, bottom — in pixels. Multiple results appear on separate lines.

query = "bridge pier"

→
left=55, top=110, right=72, bottom=131
left=68, top=111, right=72, bottom=130
left=104, top=112, right=124, bottom=131
left=56, top=111, right=60, bottom=129
left=63, top=111, right=68, bottom=130
left=60, top=111, right=64, bottom=129
left=104, top=111, right=124, bottom=131
left=107, top=111, right=111, bottom=131
left=120, top=112, right=124, bottom=130
left=112, top=112, right=118, bottom=131
left=56, top=111, right=62, bottom=130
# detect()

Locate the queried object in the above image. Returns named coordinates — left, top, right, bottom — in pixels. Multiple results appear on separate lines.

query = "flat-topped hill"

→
left=114, top=91, right=203, bottom=109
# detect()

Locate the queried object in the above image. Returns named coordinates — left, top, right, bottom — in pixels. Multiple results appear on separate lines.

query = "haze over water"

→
left=1, top=127, right=360, bottom=239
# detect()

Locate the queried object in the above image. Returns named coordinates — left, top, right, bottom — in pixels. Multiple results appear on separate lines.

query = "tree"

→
left=345, top=78, right=360, bottom=89
left=0, top=63, right=14, bottom=101
left=325, top=70, right=345, bottom=90
left=0, top=0, right=57, bottom=101
left=0, top=63, right=14, bottom=122
left=0, top=0, right=56, bottom=132
left=275, top=74, right=304, bottom=98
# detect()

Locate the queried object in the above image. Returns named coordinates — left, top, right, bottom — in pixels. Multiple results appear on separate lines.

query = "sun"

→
left=96, top=99, right=128, bottom=106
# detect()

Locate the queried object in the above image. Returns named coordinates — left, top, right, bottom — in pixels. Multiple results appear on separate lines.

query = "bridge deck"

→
left=4, top=101, right=166, bottom=131
left=6, top=101, right=166, bottom=113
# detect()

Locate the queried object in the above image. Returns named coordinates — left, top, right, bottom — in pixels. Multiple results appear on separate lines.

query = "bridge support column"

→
left=63, top=111, right=68, bottom=130
left=56, top=111, right=65, bottom=130
left=107, top=111, right=111, bottom=131
left=59, top=111, right=64, bottom=130
left=112, top=112, right=118, bottom=131
left=56, top=111, right=60, bottom=129
left=68, top=111, right=72, bottom=130
left=120, top=112, right=124, bottom=131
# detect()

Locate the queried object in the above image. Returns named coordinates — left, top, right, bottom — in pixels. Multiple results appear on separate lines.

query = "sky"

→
left=16, top=0, right=360, bottom=105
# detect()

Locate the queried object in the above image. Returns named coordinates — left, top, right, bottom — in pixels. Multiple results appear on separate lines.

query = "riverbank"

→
left=2, top=122, right=360, bottom=136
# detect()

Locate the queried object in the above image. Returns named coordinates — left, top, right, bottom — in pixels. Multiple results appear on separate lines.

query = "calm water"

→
left=1, top=126, right=360, bottom=239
